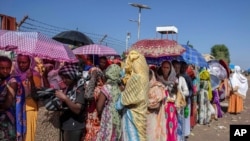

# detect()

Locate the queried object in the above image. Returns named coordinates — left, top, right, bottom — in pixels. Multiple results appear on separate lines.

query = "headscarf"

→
left=230, top=66, right=248, bottom=98
left=13, top=55, right=40, bottom=81
left=84, top=67, right=105, bottom=99
left=186, top=65, right=195, bottom=79
left=58, top=64, right=82, bottom=104
left=105, top=64, right=121, bottom=84
left=58, top=64, right=80, bottom=81
left=157, top=60, right=177, bottom=86
left=199, top=69, right=212, bottom=101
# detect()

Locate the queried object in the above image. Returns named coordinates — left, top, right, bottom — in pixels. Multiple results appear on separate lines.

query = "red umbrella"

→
left=128, top=39, right=185, bottom=58
left=0, top=30, right=77, bottom=62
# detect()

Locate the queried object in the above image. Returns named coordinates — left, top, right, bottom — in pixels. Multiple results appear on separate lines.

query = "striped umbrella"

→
left=72, top=44, right=118, bottom=55
left=180, top=45, right=208, bottom=67
left=0, top=30, right=77, bottom=62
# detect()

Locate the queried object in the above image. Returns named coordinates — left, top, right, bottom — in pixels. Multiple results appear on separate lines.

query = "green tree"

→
left=210, top=44, right=230, bottom=64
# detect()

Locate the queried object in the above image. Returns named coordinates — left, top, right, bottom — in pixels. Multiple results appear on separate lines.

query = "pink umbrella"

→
left=72, top=44, right=118, bottom=55
left=0, top=29, right=77, bottom=62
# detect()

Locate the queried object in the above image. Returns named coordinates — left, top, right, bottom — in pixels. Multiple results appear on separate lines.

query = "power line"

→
left=20, top=17, right=128, bottom=53
left=28, top=17, right=70, bottom=31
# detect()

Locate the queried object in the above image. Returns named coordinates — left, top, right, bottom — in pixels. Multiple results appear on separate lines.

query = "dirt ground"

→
left=187, top=77, right=250, bottom=141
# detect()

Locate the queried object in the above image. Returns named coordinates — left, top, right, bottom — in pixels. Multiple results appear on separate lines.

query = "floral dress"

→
left=82, top=67, right=104, bottom=141
left=96, top=84, right=121, bottom=141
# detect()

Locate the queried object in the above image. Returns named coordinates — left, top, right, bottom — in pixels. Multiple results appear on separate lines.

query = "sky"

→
left=1, top=0, right=250, bottom=69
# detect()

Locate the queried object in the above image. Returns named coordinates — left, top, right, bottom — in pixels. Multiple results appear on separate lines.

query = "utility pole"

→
left=16, top=15, right=28, bottom=31
left=129, top=3, right=150, bottom=40
left=126, top=32, right=131, bottom=51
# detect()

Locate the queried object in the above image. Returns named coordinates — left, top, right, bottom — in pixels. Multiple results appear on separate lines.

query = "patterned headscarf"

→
left=84, top=67, right=105, bottom=99
left=58, top=64, right=80, bottom=81
left=105, top=64, right=122, bottom=84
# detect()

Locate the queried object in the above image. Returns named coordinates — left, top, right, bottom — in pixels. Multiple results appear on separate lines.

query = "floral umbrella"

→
left=128, top=39, right=185, bottom=58
left=0, top=29, right=77, bottom=62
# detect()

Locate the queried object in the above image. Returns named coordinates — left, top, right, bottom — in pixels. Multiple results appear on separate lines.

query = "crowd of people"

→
left=0, top=50, right=248, bottom=141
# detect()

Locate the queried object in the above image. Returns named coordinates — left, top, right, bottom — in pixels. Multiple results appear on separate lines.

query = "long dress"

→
left=227, top=94, right=243, bottom=113
left=212, top=89, right=223, bottom=118
left=146, top=72, right=166, bottom=141
left=165, top=92, right=178, bottom=141
left=96, top=84, right=122, bottom=141
left=23, top=75, right=41, bottom=141
left=83, top=87, right=101, bottom=141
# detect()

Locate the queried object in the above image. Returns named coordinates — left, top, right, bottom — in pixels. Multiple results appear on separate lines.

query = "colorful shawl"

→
left=199, top=70, right=213, bottom=101
left=0, top=76, right=26, bottom=141
left=116, top=50, right=149, bottom=141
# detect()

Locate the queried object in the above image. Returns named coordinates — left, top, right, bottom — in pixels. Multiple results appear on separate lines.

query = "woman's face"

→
left=0, top=61, right=12, bottom=79
left=60, top=75, right=74, bottom=86
left=17, top=55, right=30, bottom=72
left=161, top=61, right=171, bottom=77
left=173, top=63, right=181, bottom=75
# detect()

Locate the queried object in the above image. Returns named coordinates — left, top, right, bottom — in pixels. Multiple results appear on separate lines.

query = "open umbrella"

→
left=53, top=30, right=94, bottom=46
left=72, top=44, right=118, bottom=55
left=208, top=60, right=228, bottom=80
left=180, top=45, right=208, bottom=67
left=0, top=29, right=77, bottom=62
left=128, top=39, right=185, bottom=58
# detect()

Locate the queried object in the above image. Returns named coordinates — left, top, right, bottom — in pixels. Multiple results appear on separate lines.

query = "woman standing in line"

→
left=146, top=69, right=166, bottom=141
left=82, top=67, right=105, bottom=141
left=55, top=64, right=86, bottom=141
left=13, top=54, right=42, bottom=141
left=96, top=64, right=122, bottom=141
left=0, top=56, right=19, bottom=140
left=157, top=60, right=178, bottom=141
left=228, top=66, right=248, bottom=114
left=171, top=60, right=189, bottom=141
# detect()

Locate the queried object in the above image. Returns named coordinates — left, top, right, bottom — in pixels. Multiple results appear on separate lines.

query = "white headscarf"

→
left=230, top=65, right=248, bottom=98
left=156, top=60, right=177, bottom=86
